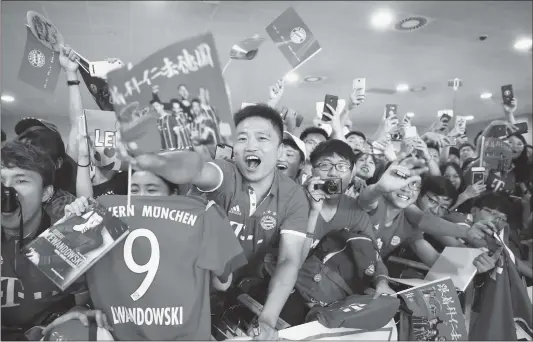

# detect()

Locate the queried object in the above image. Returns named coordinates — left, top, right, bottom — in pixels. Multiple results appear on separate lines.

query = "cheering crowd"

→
left=2, top=31, right=533, bottom=342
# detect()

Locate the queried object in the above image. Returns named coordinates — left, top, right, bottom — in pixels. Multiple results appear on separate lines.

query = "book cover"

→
left=23, top=200, right=129, bottom=291
left=265, top=7, right=322, bottom=71
left=396, top=277, right=468, bottom=341
left=107, top=32, right=233, bottom=155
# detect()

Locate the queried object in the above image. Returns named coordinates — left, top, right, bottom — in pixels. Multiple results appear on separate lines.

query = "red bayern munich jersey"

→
left=88, top=195, right=245, bottom=340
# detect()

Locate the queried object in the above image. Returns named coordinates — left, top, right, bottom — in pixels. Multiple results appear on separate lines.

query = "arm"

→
left=410, top=239, right=441, bottom=267
left=404, top=205, right=469, bottom=239
left=301, top=210, right=320, bottom=262
left=503, top=98, right=518, bottom=125
left=76, top=136, right=93, bottom=198
left=357, top=184, right=384, bottom=212
left=259, top=234, right=304, bottom=328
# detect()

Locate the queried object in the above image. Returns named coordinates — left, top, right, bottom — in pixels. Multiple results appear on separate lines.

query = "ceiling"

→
left=1, top=1, right=532, bottom=134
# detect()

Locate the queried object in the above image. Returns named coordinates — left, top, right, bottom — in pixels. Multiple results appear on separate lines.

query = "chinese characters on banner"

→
left=482, top=137, right=513, bottom=172
left=107, top=33, right=233, bottom=155
left=266, top=7, right=322, bottom=71
left=398, top=277, right=467, bottom=341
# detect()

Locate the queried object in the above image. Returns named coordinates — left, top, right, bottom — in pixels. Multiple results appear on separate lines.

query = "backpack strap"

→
left=320, top=262, right=354, bottom=296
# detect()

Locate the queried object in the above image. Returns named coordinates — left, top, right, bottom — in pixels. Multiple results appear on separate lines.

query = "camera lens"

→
left=1, top=184, right=19, bottom=214
left=326, top=180, right=338, bottom=194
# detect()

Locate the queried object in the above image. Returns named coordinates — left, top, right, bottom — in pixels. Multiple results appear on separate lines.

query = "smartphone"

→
left=404, top=126, right=417, bottom=138
left=353, top=78, right=366, bottom=94
left=501, top=84, right=514, bottom=106
left=471, top=166, right=486, bottom=185
left=515, top=122, right=528, bottom=135
left=215, top=144, right=233, bottom=160
left=322, top=94, right=338, bottom=122
left=384, top=104, right=398, bottom=118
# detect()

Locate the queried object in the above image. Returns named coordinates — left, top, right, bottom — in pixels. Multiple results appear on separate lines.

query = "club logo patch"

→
left=376, top=238, right=383, bottom=250
left=390, top=236, right=401, bottom=246
left=290, top=27, right=307, bottom=44
left=28, top=49, right=45, bottom=68
left=365, top=264, right=375, bottom=276
left=260, top=210, right=277, bottom=230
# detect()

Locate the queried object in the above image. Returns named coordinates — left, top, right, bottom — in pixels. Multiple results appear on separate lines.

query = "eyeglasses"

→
left=425, top=194, right=450, bottom=215
left=315, top=162, right=351, bottom=173
left=408, top=181, right=421, bottom=191
left=481, top=207, right=507, bottom=222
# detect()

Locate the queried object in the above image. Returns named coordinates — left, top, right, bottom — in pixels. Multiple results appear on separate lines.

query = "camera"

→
left=314, top=178, right=342, bottom=195
left=2, top=184, right=19, bottom=213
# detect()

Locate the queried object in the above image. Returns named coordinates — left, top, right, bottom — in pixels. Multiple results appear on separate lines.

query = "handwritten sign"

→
left=399, top=278, right=467, bottom=341
left=482, top=137, right=513, bottom=172
left=107, top=33, right=232, bottom=155
left=83, top=109, right=121, bottom=170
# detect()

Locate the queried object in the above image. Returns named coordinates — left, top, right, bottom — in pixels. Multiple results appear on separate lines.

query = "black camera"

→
left=2, top=184, right=19, bottom=213
left=314, top=178, right=342, bottom=195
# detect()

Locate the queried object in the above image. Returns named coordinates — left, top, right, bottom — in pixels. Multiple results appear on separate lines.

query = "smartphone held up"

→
left=321, top=94, right=339, bottom=122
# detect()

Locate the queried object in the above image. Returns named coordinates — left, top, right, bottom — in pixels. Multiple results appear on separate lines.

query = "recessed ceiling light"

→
left=396, top=83, right=409, bottom=92
left=371, top=9, right=394, bottom=29
left=480, top=92, right=492, bottom=99
left=304, top=76, right=323, bottom=83
left=1, top=94, right=15, bottom=103
left=464, top=115, right=475, bottom=120
left=284, top=72, right=299, bottom=83
left=406, top=112, right=415, bottom=117
left=514, top=38, right=532, bottom=50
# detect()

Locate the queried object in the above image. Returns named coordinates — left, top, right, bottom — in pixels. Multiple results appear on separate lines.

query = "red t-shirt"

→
left=368, top=198, right=424, bottom=259
left=200, top=160, right=309, bottom=274
left=88, top=195, right=246, bottom=340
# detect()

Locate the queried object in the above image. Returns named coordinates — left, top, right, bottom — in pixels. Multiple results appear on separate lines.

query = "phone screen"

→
left=501, top=84, right=514, bottom=106
left=215, top=144, right=233, bottom=160
left=385, top=104, right=397, bottom=118
left=322, top=95, right=338, bottom=122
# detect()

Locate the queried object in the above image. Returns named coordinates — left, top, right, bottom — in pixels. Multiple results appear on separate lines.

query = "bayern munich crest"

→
left=28, top=49, right=46, bottom=68
left=390, top=236, right=401, bottom=246
left=365, top=264, right=375, bottom=276
left=290, top=27, right=306, bottom=44
left=260, top=210, right=277, bottom=230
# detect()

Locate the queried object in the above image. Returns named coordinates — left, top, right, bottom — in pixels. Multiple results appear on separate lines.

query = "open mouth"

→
left=396, top=193, right=410, bottom=201
left=277, top=162, right=288, bottom=171
left=245, top=155, right=261, bottom=170
left=360, top=166, right=369, bottom=173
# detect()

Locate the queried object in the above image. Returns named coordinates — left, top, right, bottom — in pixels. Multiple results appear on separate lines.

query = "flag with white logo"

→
left=266, top=7, right=322, bottom=70
left=18, top=26, right=61, bottom=93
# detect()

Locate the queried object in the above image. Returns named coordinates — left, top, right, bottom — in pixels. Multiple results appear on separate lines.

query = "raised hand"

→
left=503, top=97, right=517, bottom=114
left=59, top=45, right=79, bottom=73
left=304, top=176, right=329, bottom=211
left=267, top=79, right=285, bottom=108
left=376, top=157, right=428, bottom=193
left=462, top=180, right=486, bottom=200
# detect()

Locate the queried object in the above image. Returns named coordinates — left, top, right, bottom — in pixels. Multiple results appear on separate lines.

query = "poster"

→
left=266, top=7, right=322, bottom=71
left=83, top=109, right=122, bottom=171
left=107, top=33, right=233, bottom=155
left=398, top=277, right=467, bottom=341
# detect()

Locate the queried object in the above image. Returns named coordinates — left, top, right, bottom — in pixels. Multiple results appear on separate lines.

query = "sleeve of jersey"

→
left=197, top=159, right=237, bottom=210
left=196, top=205, right=247, bottom=277
left=279, top=186, right=309, bottom=238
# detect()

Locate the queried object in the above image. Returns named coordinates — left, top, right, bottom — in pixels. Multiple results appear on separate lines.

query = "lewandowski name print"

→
left=107, top=33, right=233, bottom=155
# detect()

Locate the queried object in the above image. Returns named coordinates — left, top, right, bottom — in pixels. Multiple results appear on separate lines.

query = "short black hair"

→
left=345, top=130, right=366, bottom=141
left=426, top=141, right=440, bottom=152
left=310, top=139, right=357, bottom=168
left=233, top=104, right=283, bottom=141
left=448, top=146, right=459, bottom=158
left=17, top=126, right=66, bottom=164
left=459, top=143, right=475, bottom=153
left=420, top=175, right=459, bottom=206
left=300, top=127, right=329, bottom=142
left=282, top=138, right=304, bottom=162
left=191, top=98, right=201, bottom=105
left=472, top=193, right=513, bottom=220
left=1, top=140, right=55, bottom=187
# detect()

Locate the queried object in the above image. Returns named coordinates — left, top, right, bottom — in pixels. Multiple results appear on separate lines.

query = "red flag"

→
left=469, top=248, right=533, bottom=340
left=18, top=27, right=61, bottom=93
